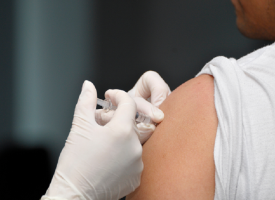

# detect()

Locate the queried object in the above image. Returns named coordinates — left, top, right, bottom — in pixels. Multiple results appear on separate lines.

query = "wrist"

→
left=45, top=171, right=87, bottom=200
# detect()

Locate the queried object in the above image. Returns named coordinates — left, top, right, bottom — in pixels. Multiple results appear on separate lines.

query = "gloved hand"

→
left=128, top=71, right=171, bottom=143
left=41, top=81, right=143, bottom=200
left=96, top=71, right=171, bottom=144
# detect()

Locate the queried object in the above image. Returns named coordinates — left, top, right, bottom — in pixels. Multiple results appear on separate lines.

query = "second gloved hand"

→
left=129, top=71, right=171, bottom=144
left=42, top=81, right=143, bottom=200
left=96, top=71, right=171, bottom=144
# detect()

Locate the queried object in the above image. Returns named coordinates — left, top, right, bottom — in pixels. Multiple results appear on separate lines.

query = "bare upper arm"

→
left=126, top=74, right=218, bottom=200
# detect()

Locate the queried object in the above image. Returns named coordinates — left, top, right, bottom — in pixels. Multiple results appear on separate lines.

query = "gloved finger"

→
left=128, top=71, right=171, bottom=107
left=134, top=97, right=164, bottom=123
left=105, top=89, right=137, bottom=125
left=95, top=109, right=115, bottom=126
left=74, top=80, right=98, bottom=124
left=137, top=123, right=155, bottom=144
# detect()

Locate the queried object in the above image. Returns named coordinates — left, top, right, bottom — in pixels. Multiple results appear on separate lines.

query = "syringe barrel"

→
left=97, top=98, right=153, bottom=124
left=135, top=112, right=152, bottom=124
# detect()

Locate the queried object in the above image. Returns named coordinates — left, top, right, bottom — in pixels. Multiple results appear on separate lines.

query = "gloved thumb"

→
left=134, top=97, right=164, bottom=123
left=74, top=80, right=98, bottom=123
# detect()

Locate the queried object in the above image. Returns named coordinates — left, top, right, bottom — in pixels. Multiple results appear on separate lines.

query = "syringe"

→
left=97, top=98, right=153, bottom=124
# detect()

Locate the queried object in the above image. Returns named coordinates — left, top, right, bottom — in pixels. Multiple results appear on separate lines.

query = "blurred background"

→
left=0, top=0, right=269, bottom=199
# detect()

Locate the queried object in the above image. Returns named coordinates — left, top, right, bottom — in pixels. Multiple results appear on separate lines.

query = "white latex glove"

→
left=96, top=71, right=171, bottom=145
left=41, top=81, right=143, bottom=200
left=128, top=71, right=171, bottom=143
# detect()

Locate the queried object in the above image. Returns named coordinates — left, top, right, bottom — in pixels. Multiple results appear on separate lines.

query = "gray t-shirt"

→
left=197, top=43, right=275, bottom=200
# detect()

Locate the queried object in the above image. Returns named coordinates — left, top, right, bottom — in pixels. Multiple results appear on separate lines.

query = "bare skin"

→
left=231, top=0, right=275, bottom=40
left=127, top=75, right=217, bottom=200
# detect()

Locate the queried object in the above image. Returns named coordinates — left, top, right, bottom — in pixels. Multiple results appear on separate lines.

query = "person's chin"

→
left=237, top=24, right=252, bottom=38
left=236, top=19, right=270, bottom=40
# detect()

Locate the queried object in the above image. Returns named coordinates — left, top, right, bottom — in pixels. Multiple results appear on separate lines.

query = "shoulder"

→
left=160, top=74, right=216, bottom=129
left=127, top=75, right=217, bottom=200
left=165, top=74, right=215, bottom=108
